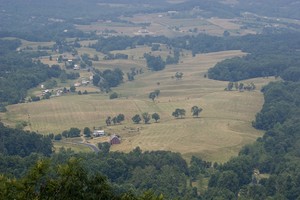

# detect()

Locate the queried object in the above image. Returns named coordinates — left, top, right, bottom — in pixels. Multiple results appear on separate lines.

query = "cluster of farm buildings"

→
left=93, top=130, right=121, bottom=145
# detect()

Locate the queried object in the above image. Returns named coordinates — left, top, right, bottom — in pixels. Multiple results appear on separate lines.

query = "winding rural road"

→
left=60, top=141, right=100, bottom=153
left=82, top=142, right=100, bottom=153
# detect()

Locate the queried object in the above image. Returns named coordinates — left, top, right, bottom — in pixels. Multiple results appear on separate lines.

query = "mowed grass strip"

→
left=53, top=141, right=92, bottom=153
left=3, top=50, right=272, bottom=162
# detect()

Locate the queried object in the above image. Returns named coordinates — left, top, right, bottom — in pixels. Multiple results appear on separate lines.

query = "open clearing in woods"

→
left=2, top=50, right=273, bottom=162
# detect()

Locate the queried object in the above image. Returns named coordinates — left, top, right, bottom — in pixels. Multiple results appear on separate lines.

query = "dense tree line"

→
left=91, top=36, right=137, bottom=53
left=0, top=157, right=166, bottom=200
left=0, top=122, right=52, bottom=157
left=208, top=33, right=300, bottom=81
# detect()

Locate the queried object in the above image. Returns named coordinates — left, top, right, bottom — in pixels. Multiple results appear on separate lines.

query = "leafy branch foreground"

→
left=0, top=158, right=164, bottom=200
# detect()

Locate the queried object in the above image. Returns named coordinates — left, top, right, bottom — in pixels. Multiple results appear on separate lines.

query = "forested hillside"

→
left=207, top=33, right=300, bottom=81
left=202, top=81, right=300, bottom=199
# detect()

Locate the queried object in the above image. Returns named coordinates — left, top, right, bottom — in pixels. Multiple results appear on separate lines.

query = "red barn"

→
left=110, top=134, right=121, bottom=145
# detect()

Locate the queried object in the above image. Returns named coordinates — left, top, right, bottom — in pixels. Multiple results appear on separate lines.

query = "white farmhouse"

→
left=93, top=130, right=105, bottom=137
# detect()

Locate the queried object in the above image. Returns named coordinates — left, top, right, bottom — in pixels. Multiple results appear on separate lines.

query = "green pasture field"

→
left=1, top=49, right=274, bottom=162
left=53, top=141, right=92, bottom=153
left=20, top=40, right=55, bottom=50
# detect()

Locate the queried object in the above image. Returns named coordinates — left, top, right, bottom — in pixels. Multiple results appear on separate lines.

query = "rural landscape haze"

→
left=1, top=0, right=300, bottom=199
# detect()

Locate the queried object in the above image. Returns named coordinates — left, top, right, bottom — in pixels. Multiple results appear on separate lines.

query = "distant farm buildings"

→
left=92, top=131, right=121, bottom=145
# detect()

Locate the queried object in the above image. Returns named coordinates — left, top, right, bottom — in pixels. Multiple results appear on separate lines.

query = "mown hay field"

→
left=2, top=50, right=273, bottom=162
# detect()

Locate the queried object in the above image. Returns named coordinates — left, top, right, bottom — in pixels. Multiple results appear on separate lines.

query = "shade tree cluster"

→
left=225, top=82, right=256, bottom=91
left=54, top=127, right=81, bottom=140
left=105, top=114, right=125, bottom=126
left=0, top=122, right=53, bottom=157
left=172, top=106, right=203, bottom=119
left=92, top=68, right=124, bottom=92
left=126, top=67, right=143, bottom=81
left=132, top=112, right=160, bottom=124
left=144, top=53, right=166, bottom=71
left=166, top=48, right=180, bottom=64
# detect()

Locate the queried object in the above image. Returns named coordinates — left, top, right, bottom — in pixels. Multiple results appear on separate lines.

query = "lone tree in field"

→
left=172, top=108, right=186, bottom=119
left=149, top=90, right=161, bottom=101
left=191, top=106, right=203, bottom=118
left=142, top=112, right=151, bottom=124
left=152, top=113, right=160, bottom=122
left=149, top=92, right=157, bottom=101
left=132, top=114, right=142, bottom=124
left=116, top=114, right=125, bottom=124
left=175, top=72, right=183, bottom=80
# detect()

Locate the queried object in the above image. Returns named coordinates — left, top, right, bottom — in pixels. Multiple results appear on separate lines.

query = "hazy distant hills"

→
left=229, top=0, right=300, bottom=19
left=0, top=0, right=299, bottom=20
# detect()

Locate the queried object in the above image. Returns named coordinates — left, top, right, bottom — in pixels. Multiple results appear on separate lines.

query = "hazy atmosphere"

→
left=1, top=0, right=300, bottom=199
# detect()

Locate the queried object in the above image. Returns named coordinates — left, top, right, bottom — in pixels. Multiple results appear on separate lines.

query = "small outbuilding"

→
left=93, top=130, right=105, bottom=137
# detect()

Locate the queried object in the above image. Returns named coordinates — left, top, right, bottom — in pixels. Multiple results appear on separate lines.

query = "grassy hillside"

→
left=1, top=50, right=273, bottom=162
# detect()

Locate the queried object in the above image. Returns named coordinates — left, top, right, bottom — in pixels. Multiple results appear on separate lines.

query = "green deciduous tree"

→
left=109, top=92, right=118, bottom=99
left=172, top=108, right=186, bottom=119
left=132, top=114, right=142, bottom=124
left=149, top=92, right=157, bottom=101
left=116, top=114, right=125, bottom=124
left=98, top=142, right=111, bottom=154
left=175, top=72, right=183, bottom=80
left=144, top=54, right=165, bottom=71
left=142, top=112, right=151, bottom=124
left=191, top=106, right=203, bottom=118
left=83, top=127, right=91, bottom=137
left=152, top=113, right=160, bottom=122
left=54, top=134, right=62, bottom=141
